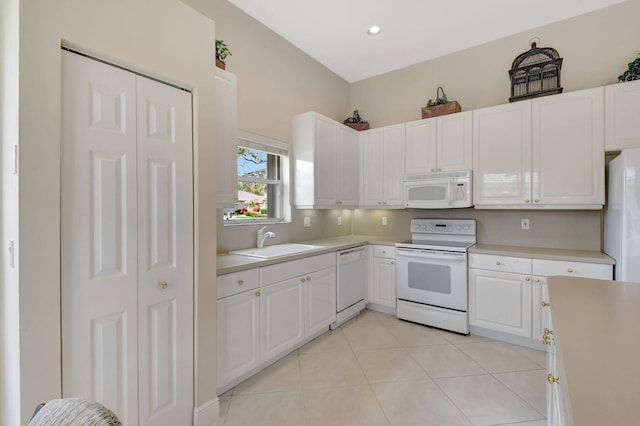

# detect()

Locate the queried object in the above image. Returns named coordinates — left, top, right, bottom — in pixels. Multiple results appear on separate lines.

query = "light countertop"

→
left=547, top=276, right=640, bottom=426
left=470, top=244, right=615, bottom=265
left=217, top=235, right=399, bottom=275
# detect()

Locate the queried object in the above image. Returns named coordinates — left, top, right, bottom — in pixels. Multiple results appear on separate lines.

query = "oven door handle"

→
left=396, top=249, right=466, bottom=261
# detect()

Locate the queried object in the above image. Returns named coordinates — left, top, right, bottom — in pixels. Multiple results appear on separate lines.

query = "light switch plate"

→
left=521, top=218, right=530, bottom=230
left=382, top=216, right=388, bottom=226
left=304, top=217, right=311, bottom=227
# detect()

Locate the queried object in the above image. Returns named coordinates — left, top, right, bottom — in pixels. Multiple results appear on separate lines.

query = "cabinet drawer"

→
left=533, top=259, right=613, bottom=279
left=373, top=245, right=396, bottom=258
left=217, top=268, right=260, bottom=299
left=261, top=253, right=336, bottom=286
left=469, top=253, right=532, bottom=274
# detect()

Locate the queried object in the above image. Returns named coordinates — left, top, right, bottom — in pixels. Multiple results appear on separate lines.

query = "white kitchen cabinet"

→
left=360, top=124, right=405, bottom=207
left=305, top=267, right=337, bottom=337
left=473, top=101, right=532, bottom=206
left=469, top=266, right=532, bottom=338
left=260, top=277, right=306, bottom=362
left=405, top=111, right=472, bottom=176
left=546, top=309, right=572, bottom=426
left=369, top=245, right=396, bottom=309
left=293, top=111, right=359, bottom=208
left=605, top=79, right=640, bottom=151
left=474, top=87, right=604, bottom=209
left=217, top=287, right=261, bottom=388
left=470, top=252, right=613, bottom=343
left=215, top=67, right=238, bottom=208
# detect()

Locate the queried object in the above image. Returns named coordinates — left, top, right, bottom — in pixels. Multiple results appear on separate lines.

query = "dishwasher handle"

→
left=338, top=247, right=366, bottom=265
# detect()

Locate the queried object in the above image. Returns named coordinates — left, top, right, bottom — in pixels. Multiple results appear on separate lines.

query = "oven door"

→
left=396, top=248, right=468, bottom=311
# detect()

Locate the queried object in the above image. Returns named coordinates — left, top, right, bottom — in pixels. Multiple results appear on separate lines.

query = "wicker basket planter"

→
left=421, top=101, right=462, bottom=119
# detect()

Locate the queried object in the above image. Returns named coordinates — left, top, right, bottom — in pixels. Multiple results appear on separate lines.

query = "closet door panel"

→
left=136, top=76, right=194, bottom=425
left=61, top=50, right=138, bottom=424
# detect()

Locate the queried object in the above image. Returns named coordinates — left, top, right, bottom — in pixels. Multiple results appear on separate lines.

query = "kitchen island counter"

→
left=547, top=276, right=640, bottom=426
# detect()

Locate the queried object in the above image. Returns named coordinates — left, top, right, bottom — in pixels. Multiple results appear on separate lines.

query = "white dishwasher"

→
left=331, top=247, right=367, bottom=329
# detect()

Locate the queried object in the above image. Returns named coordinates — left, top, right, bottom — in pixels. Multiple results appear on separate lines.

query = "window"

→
left=223, top=131, right=290, bottom=224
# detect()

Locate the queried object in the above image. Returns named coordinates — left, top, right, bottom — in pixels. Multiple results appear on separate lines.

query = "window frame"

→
left=223, top=130, right=291, bottom=226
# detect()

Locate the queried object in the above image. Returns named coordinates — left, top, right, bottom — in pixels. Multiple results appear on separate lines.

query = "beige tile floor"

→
left=214, top=309, right=548, bottom=426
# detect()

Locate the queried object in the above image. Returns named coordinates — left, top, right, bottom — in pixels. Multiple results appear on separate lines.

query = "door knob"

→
left=160, top=281, right=168, bottom=290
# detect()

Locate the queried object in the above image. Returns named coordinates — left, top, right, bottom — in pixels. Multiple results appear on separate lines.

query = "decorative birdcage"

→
left=509, top=38, right=563, bottom=102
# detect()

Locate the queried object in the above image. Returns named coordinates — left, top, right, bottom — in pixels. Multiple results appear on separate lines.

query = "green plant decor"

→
left=343, top=109, right=368, bottom=125
left=426, top=86, right=449, bottom=107
left=216, top=40, right=232, bottom=64
left=618, top=55, right=640, bottom=82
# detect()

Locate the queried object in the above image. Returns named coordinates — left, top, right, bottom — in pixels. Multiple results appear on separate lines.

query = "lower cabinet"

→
left=546, top=310, right=572, bottom=425
left=469, top=268, right=532, bottom=338
left=305, top=267, right=337, bottom=337
left=469, top=252, right=612, bottom=343
left=260, top=277, right=305, bottom=362
left=370, top=245, right=396, bottom=309
left=217, top=289, right=260, bottom=387
left=217, top=253, right=336, bottom=393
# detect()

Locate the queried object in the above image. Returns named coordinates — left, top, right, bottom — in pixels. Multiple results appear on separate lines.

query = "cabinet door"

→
left=405, top=118, right=437, bottom=175
left=473, top=102, right=532, bottom=206
left=532, top=87, right=605, bottom=207
left=383, top=124, right=406, bottom=206
left=437, top=111, right=473, bottom=172
left=314, top=114, right=338, bottom=207
left=360, top=128, right=384, bottom=206
left=217, top=291, right=260, bottom=388
left=469, top=268, right=532, bottom=338
left=605, top=79, right=640, bottom=151
left=337, top=126, right=359, bottom=206
left=373, top=257, right=396, bottom=308
left=305, top=267, right=337, bottom=337
left=532, top=277, right=552, bottom=342
left=215, top=68, right=238, bottom=208
left=260, top=278, right=305, bottom=362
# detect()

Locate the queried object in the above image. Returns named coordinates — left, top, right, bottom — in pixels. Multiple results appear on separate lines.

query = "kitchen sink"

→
left=229, top=243, right=323, bottom=259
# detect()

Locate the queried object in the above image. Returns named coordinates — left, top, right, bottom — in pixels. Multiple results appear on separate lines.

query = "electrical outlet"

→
left=304, top=217, right=311, bottom=227
left=521, top=218, right=530, bottom=230
left=337, top=216, right=342, bottom=226
left=382, top=216, right=388, bottom=226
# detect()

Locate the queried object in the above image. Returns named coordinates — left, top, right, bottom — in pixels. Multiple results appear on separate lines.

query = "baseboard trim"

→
left=193, top=397, right=220, bottom=426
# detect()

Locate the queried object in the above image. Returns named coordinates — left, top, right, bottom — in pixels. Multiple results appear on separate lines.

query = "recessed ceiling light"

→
left=367, top=25, right=381, bottom=36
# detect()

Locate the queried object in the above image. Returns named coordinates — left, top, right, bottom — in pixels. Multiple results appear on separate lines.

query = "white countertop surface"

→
left=217, top=235, right=399, bottom=275
left=547, top=276, right=640, bottom=426
left=470, top=244, right=615, bottom=265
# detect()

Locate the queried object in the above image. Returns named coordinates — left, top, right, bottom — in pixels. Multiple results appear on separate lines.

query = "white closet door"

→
left=61, top=51, right=139, bottom=424
left=136, top=76, right=193, bottom=425
left=62, top=51, right=194, bottom=425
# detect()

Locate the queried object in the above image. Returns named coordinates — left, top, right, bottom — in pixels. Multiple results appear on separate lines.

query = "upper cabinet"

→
left=405, top=111, right=472, bottom=176
left=474, top=87, right=604, bottom=209
left=215, top=68, right=238, bottom=208
left=293, top=111, right=359, bottom=208
left=360, top=124, right=405, bottom=208
left=605, top=79, right=640, bottom=151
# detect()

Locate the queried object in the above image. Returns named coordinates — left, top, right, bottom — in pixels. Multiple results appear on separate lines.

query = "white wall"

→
left=1, top=0, right=21, bottom=423
left=18, top=1, right=217, bottom=424
left=350, top=0, right=640, bottom=126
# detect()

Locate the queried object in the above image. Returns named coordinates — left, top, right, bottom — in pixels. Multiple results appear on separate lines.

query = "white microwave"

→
left=404, top=170, right=472, bottom=209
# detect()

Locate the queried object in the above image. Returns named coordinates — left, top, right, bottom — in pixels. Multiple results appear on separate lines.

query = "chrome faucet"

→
left=257, top=226, right=276, bottom=248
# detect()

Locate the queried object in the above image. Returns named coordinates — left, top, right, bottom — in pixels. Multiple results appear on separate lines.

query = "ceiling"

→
left=229, top=0, right=627, bottom=83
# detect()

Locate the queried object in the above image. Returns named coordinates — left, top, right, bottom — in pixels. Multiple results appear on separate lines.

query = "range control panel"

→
left=410, top=219, right=476, bottom=236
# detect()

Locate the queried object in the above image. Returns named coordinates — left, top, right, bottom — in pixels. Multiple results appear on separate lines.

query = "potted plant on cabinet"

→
left=343, top=110, right=369, bottom=131
left=216, top=39, right=232, bottom=70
